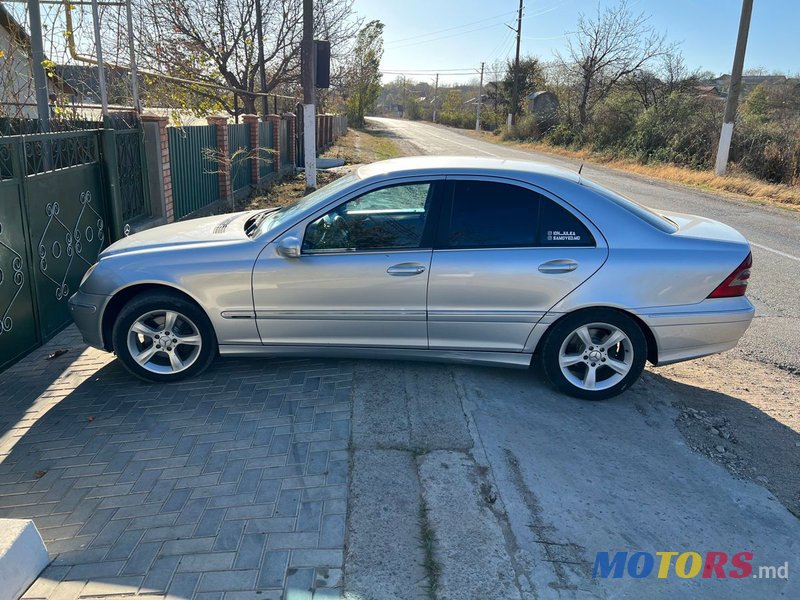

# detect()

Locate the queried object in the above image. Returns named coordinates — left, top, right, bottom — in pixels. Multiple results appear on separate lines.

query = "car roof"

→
left=355, top=155, right=581, bottom=185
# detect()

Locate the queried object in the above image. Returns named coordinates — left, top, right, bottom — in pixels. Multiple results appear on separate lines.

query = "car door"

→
left=252, top=179, right=442, bottom=348
left=427, top=177, right=608, bottom=352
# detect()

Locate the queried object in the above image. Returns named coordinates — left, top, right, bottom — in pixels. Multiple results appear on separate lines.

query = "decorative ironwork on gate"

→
left=115, top=129, right=149, bottom=221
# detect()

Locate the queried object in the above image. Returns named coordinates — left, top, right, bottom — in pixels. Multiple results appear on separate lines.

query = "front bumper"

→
left=636, top=297, right=755, bottom=365
left=68, top=290, right=111, bottom=350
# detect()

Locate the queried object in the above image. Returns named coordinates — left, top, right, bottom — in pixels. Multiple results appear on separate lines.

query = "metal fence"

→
left=280, top=119, right=290, bottom=168
left=227, top=123, right=252, bottom=195
left=258, top=121, right=274, bottom=179
left=168, top=125, right=220, bottom=220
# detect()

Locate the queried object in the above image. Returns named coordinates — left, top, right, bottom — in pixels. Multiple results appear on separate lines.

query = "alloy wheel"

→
left=126, top=309, right=202, bottom=375
left=558, top=322, right=634, bottom=391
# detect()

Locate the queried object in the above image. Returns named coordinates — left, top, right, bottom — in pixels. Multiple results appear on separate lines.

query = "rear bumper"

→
left=635, top=297, right=755, bottom=365
left=68, top=290, right=110, bottom=350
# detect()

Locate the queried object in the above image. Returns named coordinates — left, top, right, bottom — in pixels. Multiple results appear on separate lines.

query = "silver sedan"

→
left=69, top=157, right=754, bottom=399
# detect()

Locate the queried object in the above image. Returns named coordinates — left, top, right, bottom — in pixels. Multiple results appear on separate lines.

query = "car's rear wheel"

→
left=112, top=292, right=217, bottom=382
left=541, top=309, right=647, bottom=400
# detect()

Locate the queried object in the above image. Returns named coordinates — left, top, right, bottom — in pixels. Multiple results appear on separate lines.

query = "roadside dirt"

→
left=238, top=126, right=405, bottom=211
left=650, top=355, right=800, bottom=516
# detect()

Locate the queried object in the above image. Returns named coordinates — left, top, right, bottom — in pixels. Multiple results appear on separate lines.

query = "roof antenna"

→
left=578, top=163, right=584, bottom=175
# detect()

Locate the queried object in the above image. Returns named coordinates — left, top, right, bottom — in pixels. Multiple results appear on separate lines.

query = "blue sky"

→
left=354, top=0, right=800, bottom=84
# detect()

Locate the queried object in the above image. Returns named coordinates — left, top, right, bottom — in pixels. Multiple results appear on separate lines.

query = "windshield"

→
left=250, top=173, right=359, bottom=238
left=581, top=179, right=678, bottom=233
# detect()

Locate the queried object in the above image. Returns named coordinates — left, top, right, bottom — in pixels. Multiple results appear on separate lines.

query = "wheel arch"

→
left=533, top=306, right=658, bottom=365
left=101, top=283, right=209, bottom=351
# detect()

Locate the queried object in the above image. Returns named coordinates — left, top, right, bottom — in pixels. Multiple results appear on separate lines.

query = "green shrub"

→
left=503, top=115, right=540, bottom=141
left=629, top=93, right=720, bottom=169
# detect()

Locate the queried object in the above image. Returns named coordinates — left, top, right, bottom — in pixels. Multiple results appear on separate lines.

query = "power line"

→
left=385, top=21, right=510, bottom=50
left=383, top=9, right=519, bottom=46
left=382, top=68, right=477, bottom=74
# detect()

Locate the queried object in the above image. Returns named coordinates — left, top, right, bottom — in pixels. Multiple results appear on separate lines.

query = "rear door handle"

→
left=387, top=263, right=426, bottom=276
left=538, top=259, right=578, bottom=274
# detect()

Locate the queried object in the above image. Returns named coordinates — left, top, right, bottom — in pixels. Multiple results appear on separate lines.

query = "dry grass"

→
left=324, top=126, right=404, bottom=164
left=464, top=130, right=800, bottom=211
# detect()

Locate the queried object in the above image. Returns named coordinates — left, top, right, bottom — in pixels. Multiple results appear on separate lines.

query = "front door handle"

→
left=387, top=263, right=426, bottom=276
left=538, top=259, right=578, bottom=274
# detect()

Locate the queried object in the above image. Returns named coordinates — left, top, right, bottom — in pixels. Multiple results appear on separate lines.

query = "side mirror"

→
left=276, top=236, right=301, bottom=258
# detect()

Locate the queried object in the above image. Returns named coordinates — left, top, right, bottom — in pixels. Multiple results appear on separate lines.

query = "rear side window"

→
left=538, top=199, right=594, bottom=247
left=441, top=181, right=538, bottom=248
left=438, top=180, right=595, bottom=249
left=581, top=178, right=678, bottom=233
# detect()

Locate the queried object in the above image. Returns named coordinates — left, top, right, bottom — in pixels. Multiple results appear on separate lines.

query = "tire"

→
left=540, top=308, right=647, bottom=400
left=112, top=291, right=217, bottom=383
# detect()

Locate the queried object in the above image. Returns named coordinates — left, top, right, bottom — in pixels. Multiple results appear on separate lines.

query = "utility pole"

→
left=432, top=74, right=439, bottom=123
left=714, top=0, right=754, bottom=176
left=301, top=0, right=316, bottom=189
left=475, top=61, right=484, bottom=131
left=255, top=0, right=268, bottom=117
left=402, top=76, right=407, bottom=118
left=26, top=0, right=50, bottom=130
left=90, top=0, right=109, bottom=116
left=124, top=0, right=140, bottom=113
left=509, top=0, right=524, bottom=127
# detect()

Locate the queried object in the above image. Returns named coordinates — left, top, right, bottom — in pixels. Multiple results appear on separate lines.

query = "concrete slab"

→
left=345, top=450, right=428, bottom=600
left=0, top=519, right=49, bottom=600
left=456, top=365, right=800, bottom=599
left=417, top=451, right=521, bottom=600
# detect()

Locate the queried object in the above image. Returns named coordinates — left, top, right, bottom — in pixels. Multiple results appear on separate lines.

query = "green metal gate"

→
left=0, top=130, right=110, bottom=369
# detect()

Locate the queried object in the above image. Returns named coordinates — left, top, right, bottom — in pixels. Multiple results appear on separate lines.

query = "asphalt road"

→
left=366, top=116, right=800, bottom=375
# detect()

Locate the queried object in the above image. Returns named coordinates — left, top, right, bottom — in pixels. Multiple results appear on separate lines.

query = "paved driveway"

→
left=0, top=327, right=351, bottom=600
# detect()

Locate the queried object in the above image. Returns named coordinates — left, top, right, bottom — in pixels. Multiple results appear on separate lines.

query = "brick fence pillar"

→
left=284, top=112, right=297, bottom=169
left=140, top=113, right=174, bottom=223
left=265, top=114, right=281, bottom=173
left=207, top=115, right=232, bottom=210
left=241, top=114, right=260, bottom=185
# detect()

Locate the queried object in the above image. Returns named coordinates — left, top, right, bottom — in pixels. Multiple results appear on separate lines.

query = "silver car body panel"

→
left=70, top=156, right=754, bottom=368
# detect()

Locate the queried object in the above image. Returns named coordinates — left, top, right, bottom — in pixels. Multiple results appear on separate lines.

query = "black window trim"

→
left=433, top=177, right=598, bottom=251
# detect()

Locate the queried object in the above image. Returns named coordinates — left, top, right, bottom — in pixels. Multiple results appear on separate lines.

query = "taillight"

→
left=708, top=252, right=752, bottom=298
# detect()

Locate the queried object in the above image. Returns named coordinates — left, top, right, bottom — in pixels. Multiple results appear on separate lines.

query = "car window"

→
left=537, top=198, right=595, bottom=247
left=441, top=181, right=539, bottom=248
left=303, top=183, right=434, bottom=253
left=580, top=178, right=678, bottom=233
left=252, top=173, right=358, bottom=237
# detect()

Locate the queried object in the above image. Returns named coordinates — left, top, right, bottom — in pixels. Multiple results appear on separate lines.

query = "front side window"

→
left=303, top=182, right=434, bottom=252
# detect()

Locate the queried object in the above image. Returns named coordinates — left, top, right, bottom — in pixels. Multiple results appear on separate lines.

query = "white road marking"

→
left=750, top=242, right=800, bottom=262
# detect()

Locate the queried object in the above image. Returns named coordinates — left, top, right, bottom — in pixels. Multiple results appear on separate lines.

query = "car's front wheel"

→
left=541, top=309, right=647, bottom=400
left=112, top=291, right=217, bottom=382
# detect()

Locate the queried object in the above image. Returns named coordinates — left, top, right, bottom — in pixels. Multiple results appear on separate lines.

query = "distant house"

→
left=713, top=74, right=789, bottom=95
left=694, top=84, right=724, bottom=100
left=54, top=64, right=140, bottom=106
left=0, top=2, right=72, bottom=118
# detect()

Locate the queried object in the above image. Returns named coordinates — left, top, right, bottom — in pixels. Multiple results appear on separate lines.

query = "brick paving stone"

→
left=0, top=327, right=352, bottom=598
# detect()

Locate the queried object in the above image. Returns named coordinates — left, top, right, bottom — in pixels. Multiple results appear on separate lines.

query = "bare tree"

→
left=134, top=0, right=359, bottom=115
left=627, top=51, right=696, bottom=110
left=558, top=0, right=671, bottom=126
left=344, top=20, right=383, bottom=128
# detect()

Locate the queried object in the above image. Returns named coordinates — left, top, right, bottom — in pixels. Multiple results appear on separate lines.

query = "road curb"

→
left=0, top=519, right=49, bottom=600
